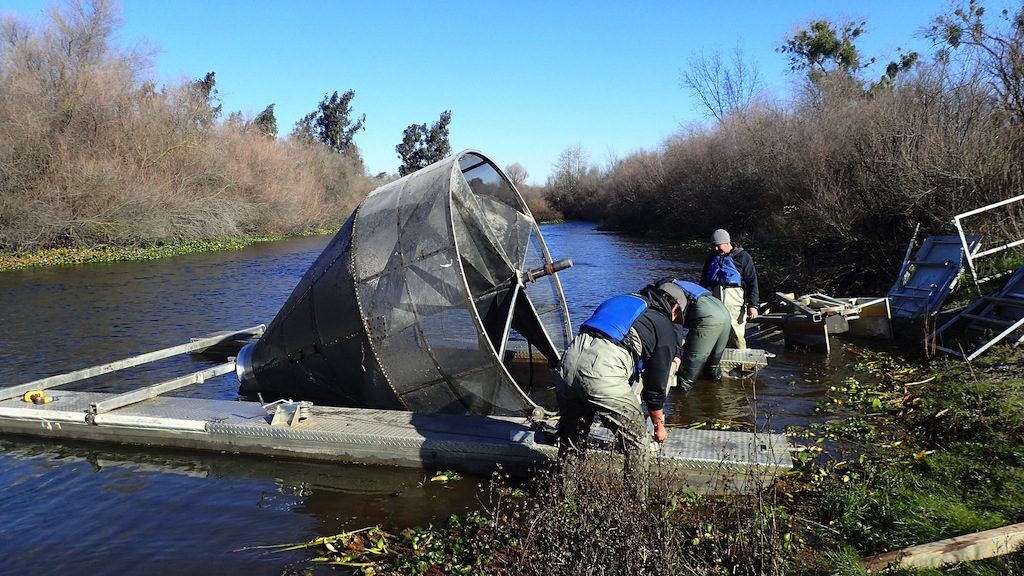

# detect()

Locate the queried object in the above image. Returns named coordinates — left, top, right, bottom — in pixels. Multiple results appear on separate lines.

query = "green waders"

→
left=677, top=294, right=731, bottom=387
left=555, top=332, right=649, bottom=493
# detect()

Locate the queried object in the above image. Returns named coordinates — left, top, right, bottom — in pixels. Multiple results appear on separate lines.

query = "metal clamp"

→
left=263, top=399, right=313, bottom=427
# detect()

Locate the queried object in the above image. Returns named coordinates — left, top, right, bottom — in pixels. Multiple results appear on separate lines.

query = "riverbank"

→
left=272, top=346, right=1024, bottom=575
left=0, top=220, right=567, bottom=273
left=0, top=229, right=336, bottom=272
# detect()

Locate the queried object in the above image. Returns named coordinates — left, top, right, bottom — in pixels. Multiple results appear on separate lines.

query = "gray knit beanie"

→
left=711, top=229, right=731, bottom=245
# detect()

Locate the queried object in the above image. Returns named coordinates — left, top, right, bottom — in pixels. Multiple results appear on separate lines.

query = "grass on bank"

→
left=260, top=345, right=1024, bottom=576
left=0, top=228, right=337, bottom=272
left=787, top=345, right=1024, bottom=575
left=0, top=219, right=569, bottom=273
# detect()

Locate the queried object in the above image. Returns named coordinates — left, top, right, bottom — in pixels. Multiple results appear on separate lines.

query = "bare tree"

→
left=930, top=0, right=1024, bottom=129
left=681, top=45, right=762, bottom=121
left=549, top=145, right=589, bottom=194
left=544, top=144, right=602, bottom=217
left=504, top=162, right=529, bottom=188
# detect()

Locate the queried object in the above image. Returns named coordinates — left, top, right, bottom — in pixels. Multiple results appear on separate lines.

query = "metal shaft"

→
left=525, top=258, right=573, bottom=283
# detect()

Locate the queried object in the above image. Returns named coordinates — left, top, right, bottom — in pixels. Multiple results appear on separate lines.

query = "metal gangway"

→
left=888, top=233, right=980, bottom=319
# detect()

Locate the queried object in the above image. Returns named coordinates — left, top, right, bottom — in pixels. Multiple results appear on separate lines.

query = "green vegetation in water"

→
left=429, top=470, right=463, bottom=484
left=0, top=229, right=336, bottom=272
left=264, top=346, right=1024, bottom=575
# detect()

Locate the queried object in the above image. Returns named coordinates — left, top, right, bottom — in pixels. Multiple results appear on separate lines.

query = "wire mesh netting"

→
left=239, top=151, right=572, bottom=416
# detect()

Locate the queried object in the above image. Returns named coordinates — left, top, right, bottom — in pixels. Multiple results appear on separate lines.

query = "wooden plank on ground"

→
left=864, top=522, right=1024, bottom=571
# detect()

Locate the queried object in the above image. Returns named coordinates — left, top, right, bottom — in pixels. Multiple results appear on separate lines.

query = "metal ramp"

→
left=930, top=265, right=1024, bottom=360
left=888, top=235, right=980, bottom=319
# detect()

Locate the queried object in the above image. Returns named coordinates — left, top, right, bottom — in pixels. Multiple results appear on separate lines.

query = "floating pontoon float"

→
left=0, top=327, right=791, bottom=493
left=748, top=293, right=892, bottom=353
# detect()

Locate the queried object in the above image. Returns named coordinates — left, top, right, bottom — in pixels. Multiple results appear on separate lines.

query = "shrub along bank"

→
left=541, top=3, right=1024, bottom=296
left=0, top=229, right=335, bottom=272
left=0, top=2, right=374, bottom=255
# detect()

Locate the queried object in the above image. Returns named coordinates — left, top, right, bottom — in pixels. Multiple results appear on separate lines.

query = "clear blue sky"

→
left=1, top=1, right=986, bottom=184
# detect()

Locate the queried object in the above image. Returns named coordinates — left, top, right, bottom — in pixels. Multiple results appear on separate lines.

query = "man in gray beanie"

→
left=700, top=229, right=760, bottom=349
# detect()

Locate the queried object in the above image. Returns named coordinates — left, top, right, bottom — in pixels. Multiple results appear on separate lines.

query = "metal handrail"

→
left=0, top=325, right=264, bottom=402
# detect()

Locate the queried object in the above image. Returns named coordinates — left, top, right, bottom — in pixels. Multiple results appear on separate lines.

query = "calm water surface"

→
left=0, top=221, right=862, bottom=574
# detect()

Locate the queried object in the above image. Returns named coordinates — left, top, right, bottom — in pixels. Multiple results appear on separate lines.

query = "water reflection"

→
left=0, top=438, right=480, bottom=575
left=0, top=236, right=327, bottom=396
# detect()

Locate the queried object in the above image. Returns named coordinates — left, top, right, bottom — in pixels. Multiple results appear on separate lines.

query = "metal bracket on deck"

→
left=526, top=406, right=560, bottom=445
left=263, top=399, right=312, bottom=427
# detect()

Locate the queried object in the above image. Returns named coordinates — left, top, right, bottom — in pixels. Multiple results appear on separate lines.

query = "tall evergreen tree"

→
left=192, top=71, right=222, bottom=128
left=396, top=111, right=452, bottom=176
left=253, top=103, right=277, bottom=138
left=293, top=90, right=365, bottom=154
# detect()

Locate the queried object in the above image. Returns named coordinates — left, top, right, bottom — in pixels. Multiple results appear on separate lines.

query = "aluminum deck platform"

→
left=0, top=391, right=791, bottom=494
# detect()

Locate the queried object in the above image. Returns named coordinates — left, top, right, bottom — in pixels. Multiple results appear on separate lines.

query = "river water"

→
left=0, top=221, right=861, bottom=575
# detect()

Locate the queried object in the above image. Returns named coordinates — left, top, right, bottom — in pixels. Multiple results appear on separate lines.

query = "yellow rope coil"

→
left=22, top=390, right=52, bottom=404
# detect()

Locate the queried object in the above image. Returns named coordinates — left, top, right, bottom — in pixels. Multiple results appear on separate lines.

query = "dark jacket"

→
left=700, top=247, right=760, bottom=307
left=629, top=286, right=680, bottom=413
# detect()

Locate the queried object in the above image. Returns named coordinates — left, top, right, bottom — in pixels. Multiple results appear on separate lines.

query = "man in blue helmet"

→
left=555, top=279, right=688, bottom=481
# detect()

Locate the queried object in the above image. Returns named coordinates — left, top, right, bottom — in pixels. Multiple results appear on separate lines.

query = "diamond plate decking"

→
left=0, top=391, right=791, bottom=494
left=720, top=348, right=769, bottom=372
